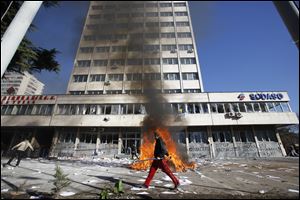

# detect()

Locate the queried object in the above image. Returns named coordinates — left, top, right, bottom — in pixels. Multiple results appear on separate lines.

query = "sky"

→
left=26, top=1, right=299, bottom=114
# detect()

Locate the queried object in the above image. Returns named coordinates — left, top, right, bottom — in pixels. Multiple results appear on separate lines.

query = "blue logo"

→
left=249, top=93, right=283, bottom=100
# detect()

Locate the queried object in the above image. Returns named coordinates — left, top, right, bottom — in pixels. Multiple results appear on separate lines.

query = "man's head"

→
left=154, top=131, right=159, bottom=139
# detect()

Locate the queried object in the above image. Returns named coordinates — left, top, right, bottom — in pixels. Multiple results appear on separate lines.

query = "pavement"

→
left=1, top=157, right=299, bottom=199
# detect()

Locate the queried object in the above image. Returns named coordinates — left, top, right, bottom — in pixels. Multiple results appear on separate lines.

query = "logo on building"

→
left=237, top=93, right=246, bottom=100
left=249, top=93, right=283, bottom=100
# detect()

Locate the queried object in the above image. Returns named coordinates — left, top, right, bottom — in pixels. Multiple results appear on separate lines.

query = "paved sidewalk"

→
left=1, top=157, right=299, bottom=199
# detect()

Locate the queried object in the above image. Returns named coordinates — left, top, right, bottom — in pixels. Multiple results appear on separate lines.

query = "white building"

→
left=1, top=71, right=44, bottom=95
left=1, top=2, right=299, bottom=159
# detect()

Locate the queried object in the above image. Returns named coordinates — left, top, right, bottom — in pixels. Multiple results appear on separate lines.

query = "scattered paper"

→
left=59, top=191, right=76, bottom=197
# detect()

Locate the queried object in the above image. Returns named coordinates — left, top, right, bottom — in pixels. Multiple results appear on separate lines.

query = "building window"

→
left=146, top=22, right=159, bottom=27
left=176, top=21, right=189, bottom=27
left=177, top=32, right=192, bottom=38
left=125, top=90, right=142, bottom=95
left=217, top=103, right=225, bottom=113
left=210, top=103, right=217, bottom=113
left=97, top=34, right=111, bottom=40
left=146, top=12, right=158, bottom=17
left=162, top=45, right=177, bottom=51
left=175, top=12, right=188, bottom=16
left=89, top=14, right=101, bottom=19
left=259, top=102, right=268, bottom=112
left=111, top=46, right=126, bottom=52
left=113, top=34, right=127, bottom=40
left=164, top=73, right=180, bottom=80
left=160, top=3, right=172, bottom=7
left=80, top=47, right=93, bottom=53
left=281, top=102, right=290, bottom=112
left=163, top=58, right=178, bottom=65
left=182, top=73, right=198, bottom=80
left=94, top=60, right=108, bottom=67
left=132, top=12, right=144, bottom=18
left=108, top=74, right=123, bottom=81
left=77, top=60, right=91, bottom=67
left=110, top=59, right=125, bottom=66
left=174, top=2, right=186, bottom=7
left=274, top=102, right=283, bottom=112
left=90, top=74, right=105, bottom=82
left=87, top=90, right=103, bottom=95
left=73, top=75, right=88, bottom=82
left=96, top=46, right=110, bottom=53
left=160, top=12, right=173, bottom=17
left=180, top=58, right=196, bottom=64
left=144, top=73, right=161, bottom=80
left=161, top=32, right=175, bottom=38
left=144, top=58, right=160, bottom=65
left=253, top=103, right=261, bottom=112
left=160, top=22, right=174, bottom=27
left=238, top=103, right=246, bottom=112
left=127, top=59, right=143, bottom=65
left=267, top=102, right=276, bottom=112
left=69, top=91, right=85, bottom=95
left=179, top=44, right=193, bottom=51
left=245, top=103, right=254, bottom=112
left=145, top=33, right=160, bottom=39
left=117, top=13, right=130, bottom=18
left=126, top=73, right=142, bottom=81
left=183, top=89, right=201, bottom=93
left=92, top=5, right=103, bottom=10
left=144, top=45, right=160, bottom=52
left=146, top=2, right=158, bottom=7
left=84, top=35, right=96, bottom=41
left=164, top=89, right=181, bottom=94
left=128, top=45, right=143, bottom=52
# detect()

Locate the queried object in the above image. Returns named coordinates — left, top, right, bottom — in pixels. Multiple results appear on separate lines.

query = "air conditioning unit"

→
left=228, top=112, right=235, bottom=117
left=104, top=81, right=110, bottom=86
left=111, top=65, right=118, bottom=69
left=235, top=112, right=242, bottom=118
left=170, top=49, right=177, bottom=53
left=187, top=49, right=194, bottom=53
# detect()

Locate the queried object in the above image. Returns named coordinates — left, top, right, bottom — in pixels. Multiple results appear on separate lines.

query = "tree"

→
left=1, top=1, right=60, bottom=74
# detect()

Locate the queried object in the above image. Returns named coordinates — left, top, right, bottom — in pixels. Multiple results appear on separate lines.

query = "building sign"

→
left=238, top=93, right=284, bottom=101
left=1, top=95, right=56, bottom=105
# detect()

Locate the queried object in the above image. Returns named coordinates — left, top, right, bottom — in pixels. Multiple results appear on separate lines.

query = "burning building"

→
left=1, top=1, right=299, bottom=165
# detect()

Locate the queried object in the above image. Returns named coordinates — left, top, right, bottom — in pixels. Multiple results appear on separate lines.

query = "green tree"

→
left=1, top=1, right=60, bottom=74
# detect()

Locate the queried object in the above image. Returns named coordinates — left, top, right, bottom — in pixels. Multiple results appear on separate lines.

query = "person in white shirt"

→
left=6, top=137, right=34, bottom=167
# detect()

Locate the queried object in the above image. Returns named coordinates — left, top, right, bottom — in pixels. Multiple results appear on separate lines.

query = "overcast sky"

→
left=27, top=1, right=299, bottom=113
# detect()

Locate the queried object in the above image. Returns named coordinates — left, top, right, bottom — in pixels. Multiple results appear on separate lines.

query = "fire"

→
left=131, top=127, right=196, bottom=172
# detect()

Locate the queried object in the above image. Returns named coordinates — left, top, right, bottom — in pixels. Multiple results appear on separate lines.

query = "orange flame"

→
left=131, top=127, right=196, bottom=172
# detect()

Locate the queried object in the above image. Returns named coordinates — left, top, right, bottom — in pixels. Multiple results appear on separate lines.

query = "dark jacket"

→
left=154, top=137, right=169, bottom=158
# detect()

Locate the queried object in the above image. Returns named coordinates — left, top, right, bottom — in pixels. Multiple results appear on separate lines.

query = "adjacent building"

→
left=1, top=71, right=44, bottom=95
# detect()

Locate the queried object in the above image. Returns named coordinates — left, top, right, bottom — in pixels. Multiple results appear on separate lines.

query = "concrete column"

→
left=96, top=133, right=101, bottom=151
left=252, top=126, right=262, bottom=157
left=276, top=132, right=287, bottom=156
left=118, top=128, right=122, bottom=155
left=207, top=126, right=215, bottom=159
left=49, top=128, right=59, bottom=157
left=185, top=127, right=190, bottom=156
left=74, top=128, right=80, bottom=157
left=29, top=129, right=37, bottom=157
left=230, top=126, right=239, bottom=157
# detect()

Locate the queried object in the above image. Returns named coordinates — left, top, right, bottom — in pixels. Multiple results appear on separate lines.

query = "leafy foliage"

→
left=52, top=164, right=71, bottom=193
left=1, top=1, right=60, bottom=74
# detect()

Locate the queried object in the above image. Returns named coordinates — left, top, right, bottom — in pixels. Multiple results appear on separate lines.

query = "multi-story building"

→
left=1, top=71, right=44, bottom=95
left=1, top=1, right=299, bottom=160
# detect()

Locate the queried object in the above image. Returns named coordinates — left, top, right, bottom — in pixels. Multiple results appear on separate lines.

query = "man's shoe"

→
left=173, top=183, right=180, bottom=190
left=140, top=184, right=149, bottom=189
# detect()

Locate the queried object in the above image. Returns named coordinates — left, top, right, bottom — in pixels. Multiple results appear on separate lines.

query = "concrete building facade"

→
left=1, top=71, right=44, bottom=95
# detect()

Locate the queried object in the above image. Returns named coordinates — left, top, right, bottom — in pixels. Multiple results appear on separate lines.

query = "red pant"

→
left=144, top=159, right=179, bottom=187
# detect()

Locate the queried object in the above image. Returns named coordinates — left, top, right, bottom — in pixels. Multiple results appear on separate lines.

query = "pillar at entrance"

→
left=118, top=129, right=122, bottom=155
left=207, top=126, right=215, bottom=159
left=49, top=128, right=59, bottom=157
left=231, top=126, right=239, bottom=157
left=276, top=132, right=287, bottom=156
left=185, top=127, right=190, bottom=156
left=252, top=126, right=262, bottom=157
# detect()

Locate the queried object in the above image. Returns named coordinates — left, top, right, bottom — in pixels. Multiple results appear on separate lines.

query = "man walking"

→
left=143, top=131, right=180, bottom=189
left=131, top=144, right=139, bottom=160
left=5, top=137, right=34, bottom=167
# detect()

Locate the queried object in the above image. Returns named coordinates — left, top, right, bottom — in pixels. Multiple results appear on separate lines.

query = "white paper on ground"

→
left=288, top=189, right=299, bottom=193
left=59, top=191, right=76, bottom=196
left=161, top=191, right=176, bottom=194
left=137, top=192, right=149, bottom=195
